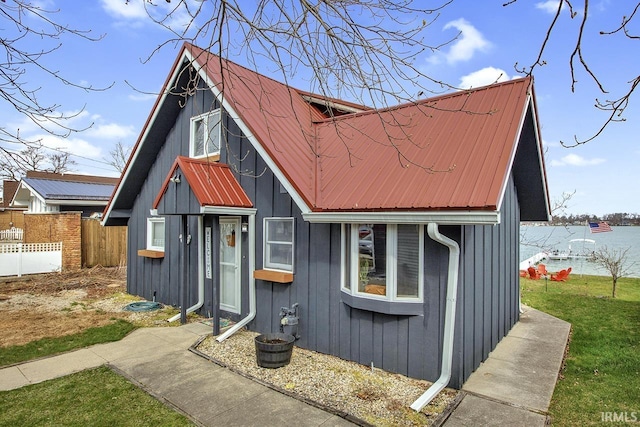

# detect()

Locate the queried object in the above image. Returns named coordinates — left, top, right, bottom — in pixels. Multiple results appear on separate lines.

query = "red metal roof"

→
left=106, top=43, right=547, bottom=224
left=153, top=157, right=253, bottom=209
left=314, top=78, right=534, bottom=211
left=188, top=41, right=539, bottom=212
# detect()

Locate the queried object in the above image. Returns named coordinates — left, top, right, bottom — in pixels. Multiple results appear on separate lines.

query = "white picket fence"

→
left=0, top=242, right=62, bottom=277
left=0, top=227, right=23, bottom=241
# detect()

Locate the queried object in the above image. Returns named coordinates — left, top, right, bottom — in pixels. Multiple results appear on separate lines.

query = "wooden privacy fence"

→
left=81, top=219, right=127, bottom=268
left=0, top=242, right=62, bottom=277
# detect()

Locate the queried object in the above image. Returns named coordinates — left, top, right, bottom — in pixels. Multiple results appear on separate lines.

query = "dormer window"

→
left=190, top=110, right=221, bottom=158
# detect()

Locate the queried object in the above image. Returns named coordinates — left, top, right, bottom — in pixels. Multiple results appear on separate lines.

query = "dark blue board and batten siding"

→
left=220, top=107, right=521, bottom=388
left=126, top=81, right=522, bottom=389
left=126, top=77, right=217, bottom=313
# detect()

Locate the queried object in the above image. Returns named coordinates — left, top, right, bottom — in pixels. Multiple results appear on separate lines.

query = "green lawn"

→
left=521, top=275, right=640, bottom=426
left=0, top=319, right=136, bottom=368
left=0, top=366, right=194, bottom=427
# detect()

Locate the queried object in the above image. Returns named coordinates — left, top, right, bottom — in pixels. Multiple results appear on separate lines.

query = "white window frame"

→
left=263, top=217, right=295, bottom=272
left=190, top=109, right=221, bottom=158
left=147, top=217, right=166, bottom=251
left=341, top=224, right=424, bottom=303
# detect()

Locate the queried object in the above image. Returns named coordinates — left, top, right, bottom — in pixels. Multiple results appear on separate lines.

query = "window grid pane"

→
left=193, top=118, right=205, bottom=157
left=347, top=223, right=422, bottom=302
left=358, top=224, right=387, bottom=295
left=396, top=224, right=420, bottom=298
left=148, top=218, right=165, bottom=250
left=206, top=111, right=221, bottom=155
left=264, top=218, right=294, bottom=271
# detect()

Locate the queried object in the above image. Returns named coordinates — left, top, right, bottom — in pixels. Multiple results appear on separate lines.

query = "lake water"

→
left=520, top=225, right=640, bottom=278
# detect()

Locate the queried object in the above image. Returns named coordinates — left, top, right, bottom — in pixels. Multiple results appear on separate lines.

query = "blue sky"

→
left=2, top=0, right=638, bottom=217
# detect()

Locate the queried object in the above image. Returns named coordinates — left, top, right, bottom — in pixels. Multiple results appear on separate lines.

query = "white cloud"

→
left=85, top=122, right=135, bottom=140
left=535, top=1, right=578, bottom=15
left=128, top=93, right=158, bottom=102
left=458, top=67, right=510, bottom=89
left=37, top=133, right=104, bottom=160
left=550, top=153, right=606, bottom=167
left=535, top=1, right=562, bottom=14
left=100, top=0, right=148, bottom=20
left=100, top=0, right=197, bottom=32
left=429, top=18, right=492, bottom=65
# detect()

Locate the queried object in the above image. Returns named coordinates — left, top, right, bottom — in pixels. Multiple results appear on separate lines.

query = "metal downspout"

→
left=168, top=216, right=205, bottom=323
left=217, top=212, right=256, bottom=342
left=410, top=223, right=460, bottom=412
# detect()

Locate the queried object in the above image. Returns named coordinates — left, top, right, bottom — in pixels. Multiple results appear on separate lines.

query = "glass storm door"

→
left=220, top=217, right=241, bottom=314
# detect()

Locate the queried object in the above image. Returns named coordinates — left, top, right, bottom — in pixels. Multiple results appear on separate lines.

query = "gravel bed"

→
left=196, top=330, right=459, bottom=426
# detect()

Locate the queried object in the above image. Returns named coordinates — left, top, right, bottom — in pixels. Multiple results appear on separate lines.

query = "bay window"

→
left=342, top=224, right=423, bottom=303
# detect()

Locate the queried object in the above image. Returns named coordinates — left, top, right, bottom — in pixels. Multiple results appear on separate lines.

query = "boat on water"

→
left=548, top=238, right=596, bottom=261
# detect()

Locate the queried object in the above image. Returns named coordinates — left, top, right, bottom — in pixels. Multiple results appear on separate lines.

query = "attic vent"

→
left=301, top=95, right=364, bottom=119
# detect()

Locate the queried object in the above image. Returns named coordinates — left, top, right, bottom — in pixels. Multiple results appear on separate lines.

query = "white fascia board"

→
left=200, top=206, right=257, bottom=216
left=46, top=200, right=108, bottom=206
left=303, top=210, right=501, bottom=225
left=185, top=49, right=312, bottom=216
left=13, top=181, right=45, bottom=206
left=528, top=97, right=552, bottom=221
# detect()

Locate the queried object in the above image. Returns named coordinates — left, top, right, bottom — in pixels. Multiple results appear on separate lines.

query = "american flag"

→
left=589, top=221, right=613, bottom=233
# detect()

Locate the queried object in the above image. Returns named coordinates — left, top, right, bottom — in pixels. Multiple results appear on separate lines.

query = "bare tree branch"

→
left=0, top=144, right=76, bottom=179
left=508, top=0, right=640, bottom=145
left=0, top=0, right=113, bottom=146
left=104, top=141, right=132, bottom=173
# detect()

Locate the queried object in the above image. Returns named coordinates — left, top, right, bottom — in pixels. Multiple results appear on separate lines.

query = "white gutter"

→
left=411, top=223, right=460, bottom=412
left=168, top=216, right=205, bottom=322
left=303, top=211, right=500, bottom=226
left=217, top=212, right=256, bottom=341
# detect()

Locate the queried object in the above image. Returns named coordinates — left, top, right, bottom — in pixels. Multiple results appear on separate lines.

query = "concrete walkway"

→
left=444, top=307, right=571, bottom=426
left=0, top=306, right=570, bottom=426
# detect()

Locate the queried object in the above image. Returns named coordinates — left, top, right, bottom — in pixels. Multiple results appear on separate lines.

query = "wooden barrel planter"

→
left=254, top=333, right=295, bottom=368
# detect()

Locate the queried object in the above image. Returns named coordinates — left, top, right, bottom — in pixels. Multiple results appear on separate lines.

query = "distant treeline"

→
left=550, top=213, right=640, bottom=226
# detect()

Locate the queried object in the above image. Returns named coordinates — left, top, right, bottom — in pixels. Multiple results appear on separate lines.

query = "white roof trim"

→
left=200, top=206, right=257, bottom=216
left=185, top=49, right=312, bottom=216
left=12, top=180, right=45, bottom=206
left=303, top=210, right=501, bottom=225
left=495, top=94, right=550, bottom=221
left=45, top=200, right=108, bottom=206
left=528, top=96, right=552, bottom=221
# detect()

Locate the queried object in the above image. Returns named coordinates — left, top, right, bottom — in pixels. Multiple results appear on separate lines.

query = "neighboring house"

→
left=12, top=172, right=118, bottom=217
left=103, top=43, right=550, bottom=402
left=0, top=180, right=26, bottom=231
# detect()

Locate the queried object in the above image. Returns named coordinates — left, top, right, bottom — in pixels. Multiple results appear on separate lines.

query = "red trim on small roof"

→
left=153, top=157, right=253, bottom=210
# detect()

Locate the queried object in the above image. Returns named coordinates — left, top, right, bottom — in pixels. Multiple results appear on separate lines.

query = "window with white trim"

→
left=341, top=224, right=423, bottom=302
left=147, top=217, right=165, bottom=251
left=190, top=110, right=221, bottom=158
left=264, top=217, right=294, bottom=272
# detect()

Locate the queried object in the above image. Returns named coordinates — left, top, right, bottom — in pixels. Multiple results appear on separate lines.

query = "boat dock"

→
left=519, top=252, right=547, bottom=270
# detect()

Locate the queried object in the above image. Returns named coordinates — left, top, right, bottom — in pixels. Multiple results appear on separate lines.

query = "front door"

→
left=219, top=217, right=241, bottom=314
